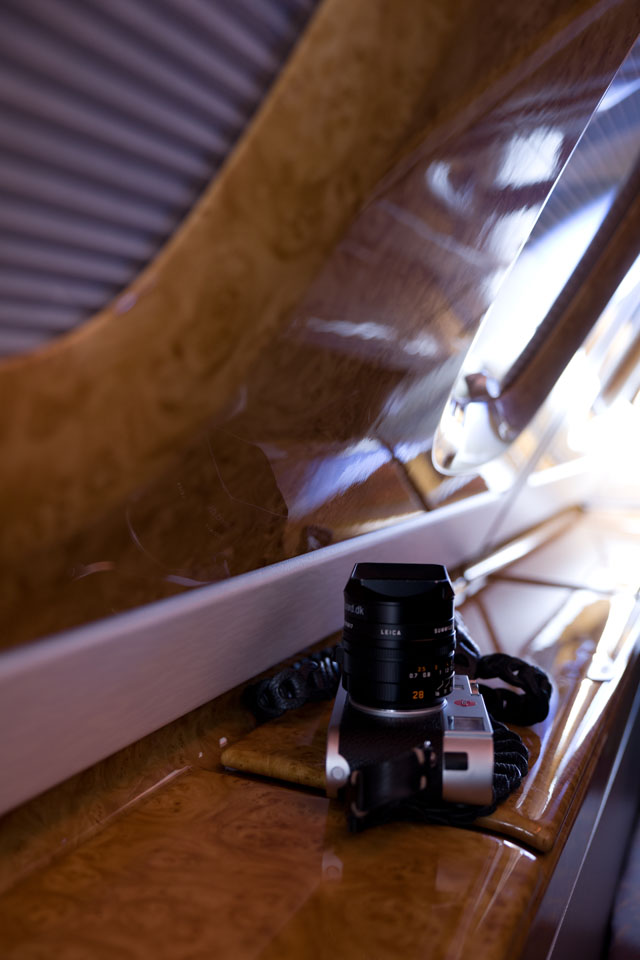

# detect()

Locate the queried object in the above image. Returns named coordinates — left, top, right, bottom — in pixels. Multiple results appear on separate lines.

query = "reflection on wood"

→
left=0, top=430, right=422, bottom=649
left=2, top=0, right=638, bottom=648
left=2, top=510, right=639, bottom=957
left=0, top=769, right=541, bottom=960
left=219, top=592, right=639, bottom=854
left=0, top=682, right=260, bottom=897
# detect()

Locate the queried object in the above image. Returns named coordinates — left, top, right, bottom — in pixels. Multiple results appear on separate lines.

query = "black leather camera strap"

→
left=246, top=645, right=342, bottom=723
left=453, top=616, right=552, bottom=726
left=243, top=616, right=551, bottom=832
left=344, top=719, right=529, bottom=832
left=246, top=618, right=551, bottom=728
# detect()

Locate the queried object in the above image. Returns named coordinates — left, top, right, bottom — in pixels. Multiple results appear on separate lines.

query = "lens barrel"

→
left=341, top=563, right=455, bottom=711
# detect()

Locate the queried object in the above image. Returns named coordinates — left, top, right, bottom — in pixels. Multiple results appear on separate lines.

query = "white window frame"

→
left=0, top=458, right=593, bottom=816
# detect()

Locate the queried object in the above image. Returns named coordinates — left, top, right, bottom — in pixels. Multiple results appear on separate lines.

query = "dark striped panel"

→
left=0, top=0, right=318, bottom=356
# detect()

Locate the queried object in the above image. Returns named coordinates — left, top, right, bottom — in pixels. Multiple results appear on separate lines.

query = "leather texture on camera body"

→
left=339, top=699, right=445, bottom=798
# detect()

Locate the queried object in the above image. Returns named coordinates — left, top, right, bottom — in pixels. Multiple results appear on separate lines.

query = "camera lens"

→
left=341, top=562, right=455, bottom=712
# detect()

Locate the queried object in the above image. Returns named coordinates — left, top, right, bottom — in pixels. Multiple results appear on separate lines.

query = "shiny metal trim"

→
left=433, top=112, right=640, bottom=476
left=0, top=460, right=594, bottom=816
left=325, top=684, right=350, bottom=798
left=442, top=675, right=494, bottom=806
left=349, top=699, right=445, bottom=718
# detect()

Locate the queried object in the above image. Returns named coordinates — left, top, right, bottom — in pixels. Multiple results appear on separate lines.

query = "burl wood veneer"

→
left=0, top=771, right=543, bottom=960
left=220, top=589, right=640, bottom=853
left=0, top=435, right=424, bottom=651
left=2, top=0, right=639, bottom=648
left=0, top=0, right=496, bottom=562
left=2, top=511, right=639, bottom=958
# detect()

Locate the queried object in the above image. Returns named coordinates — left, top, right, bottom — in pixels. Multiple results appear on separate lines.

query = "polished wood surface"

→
left=0, top=0, right=490, bottom=560
left=476, top=593, right=639, bottom=850
left=223, top=700, right=331, bottom=792
left=0, top=682, right=258, bottom=897
left=1, top=0, right=639, bottom=649
left=1, top=509, right=639, bottom=959
left=220, top=589, right=639, bottom=854
left=0, top=772, right=542, bottom=960
left=0, top=443, right=424, bottom=651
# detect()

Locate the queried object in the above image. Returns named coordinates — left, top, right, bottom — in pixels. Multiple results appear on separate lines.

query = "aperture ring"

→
left=342, top=638, right=455, bottom=661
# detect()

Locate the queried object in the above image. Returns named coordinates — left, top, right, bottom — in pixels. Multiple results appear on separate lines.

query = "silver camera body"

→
left=326, top=673, right=494, bottom=812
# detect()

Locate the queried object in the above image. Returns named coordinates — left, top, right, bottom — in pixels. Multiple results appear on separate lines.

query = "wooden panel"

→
left=0, top=768, right=542, bottom=960
left=2, top=0, right=638, bottom=648
left=0, top=436, right=424, bottom=649
left=220, top=589, right=640, bottom=853
left=1, top=510, right=640, bottom=957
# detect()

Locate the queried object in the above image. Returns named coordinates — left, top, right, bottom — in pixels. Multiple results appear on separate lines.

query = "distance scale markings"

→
left=408, top=662, right=447, bottom=679
left=407, top=660, right=452, bottom=699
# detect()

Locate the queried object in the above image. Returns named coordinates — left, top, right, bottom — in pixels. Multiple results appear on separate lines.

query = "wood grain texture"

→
left=1, top=0, right=638, bottom=653
left=0, top=631, right=338, bottom=897
left=223, top=700, right=330, bottom=791
left=1, top=512, right=640, bottom=957
left=0, top=437, right=423, bottom=650
left=221, top=590, right=640, bottom=853
left=0, top=683, right=259, bottom=897
left=0, top=768, right=542, bottom=960
left=0, top=0, right=468, bottom=564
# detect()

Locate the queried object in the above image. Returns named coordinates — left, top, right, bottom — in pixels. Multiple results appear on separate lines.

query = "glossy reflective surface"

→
left=460, top=38, right=640, bottom=388
left=434, top=34, right=640, bottom=473
left=222, top=511, right=640, bottom=853
left=1, top=508, right=639, bottom=959
left=2, top=0, right=638, bottom=649
left=0, top=772, right=541, bottom=960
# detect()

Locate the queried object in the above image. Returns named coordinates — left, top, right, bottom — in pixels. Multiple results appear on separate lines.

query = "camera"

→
left=325, top=563, right=494, bottom=823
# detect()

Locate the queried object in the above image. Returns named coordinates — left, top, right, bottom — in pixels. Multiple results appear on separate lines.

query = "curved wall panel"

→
left=0, top=0, right=639, bottom=648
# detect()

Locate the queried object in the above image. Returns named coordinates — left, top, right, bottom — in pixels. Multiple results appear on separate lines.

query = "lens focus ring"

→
left=342, top=562, right=457, bottom=712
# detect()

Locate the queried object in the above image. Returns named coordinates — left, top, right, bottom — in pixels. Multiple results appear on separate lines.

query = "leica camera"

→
left=326, top=563, right=494, bottom=823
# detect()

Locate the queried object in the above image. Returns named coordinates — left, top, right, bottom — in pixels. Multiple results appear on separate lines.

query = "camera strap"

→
left=453, top=615, right=552, bottom=726
left=246, top=620, right=551, bottom=728
left=345, top=718, right=529, bottom=832
left=243, top=617, right=551, bottom=831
